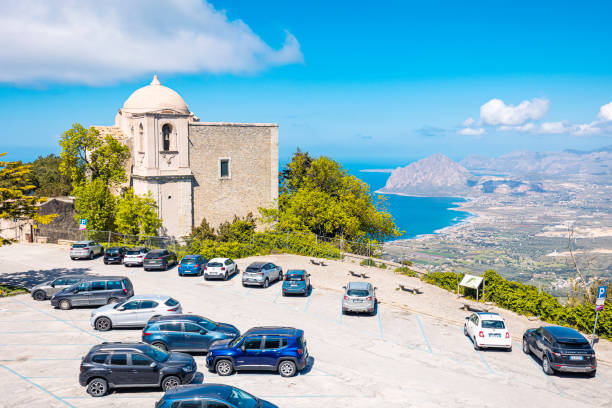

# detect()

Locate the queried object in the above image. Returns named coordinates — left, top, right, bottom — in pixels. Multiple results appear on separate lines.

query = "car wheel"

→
left=241, top=282, right=246, bottom=287
left=263, top=278, right=269, bottom=288
left=107, top=297, right=120, bottom=305
left=144, top=268, right=149, bottom=271
left=33, top=290, right=46, bottom=301
left=215, top=359, right=234, bottom=376
left=278, top=360, right=297, bottom=377
left=473, top=336, right=480, bottom=350
left=224, top=272, right=228, bottom=281
left=507, top=346, right=513, bottom=352
left=522, top=339, right=530, bottom=354
left=163, top=262, right=168, bottom=271
left=542, top=356, right=554, bottom=375
left=70, top=257, right=75, bottom=260
left=341, top=308, right=347, bottom=315
left=278, top=271, right=283, bottom=281
left=95, top=317, right=112, bottom=331
left=588, top=370, right=597, bottom=378
left=463, top=325, right=468, bottom=336
left=89, top=252, right=94, bottom=260
left=161, top=375, right=181, bottom=391
left=59, top=299, right=71, bottom=310
left=152, top=341, right=168, bottom=351
left=87, top=378, right=108, bottom=397
left=103, top=260, right=108, bottom=265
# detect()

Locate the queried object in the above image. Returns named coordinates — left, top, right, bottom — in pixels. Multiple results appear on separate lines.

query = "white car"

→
left=90, top=295, right=182, bottom=331
left=123, top=247, right=150, bottom=267
left=204, top=258, right=237, bottom=280
left=464, top=312, right=512, bottom=351
left=70, top=240, right=104, bottom=260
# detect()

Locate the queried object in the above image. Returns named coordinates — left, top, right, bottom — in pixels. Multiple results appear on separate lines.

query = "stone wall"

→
left=188, top=122, right=278, bottom=229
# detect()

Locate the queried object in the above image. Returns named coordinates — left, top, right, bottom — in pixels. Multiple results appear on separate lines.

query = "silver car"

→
left=242, top=262, right=283, bottom=288
left=90, top=295, right=182, bottom=331
left=30, top=275, right=86, bottom=301
left=123, top=247, right=150, bottom=267
left=341, top=282, right=377, bottom=316
left=70, top=240, right=104, bottom=260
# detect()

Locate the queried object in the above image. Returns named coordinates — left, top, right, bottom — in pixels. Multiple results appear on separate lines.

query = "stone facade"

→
left=95, top=75, right=278, bottom=238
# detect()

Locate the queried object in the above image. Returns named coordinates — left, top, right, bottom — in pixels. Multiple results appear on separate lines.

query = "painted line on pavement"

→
left=415, top=314, right=432, bottom=353
left=272, top=288, right=282, bottom=303
left=0, top=364, right=77, bottom=408
left=475, top=350, right=494, bottom=374
left=596, top=372, right=608, bottom=384
left=338, top=298, right=343, bottom=324
left=377, top=307, right=384, bottom=339
left=304, top=293, right=312, bottom=312
left=516, top=341, right=567, bottom=398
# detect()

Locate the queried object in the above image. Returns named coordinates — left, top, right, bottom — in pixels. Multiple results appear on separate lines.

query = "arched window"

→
left=138, top=123, right=144, bottom=151
left=162, top=124, right=172, bottom=151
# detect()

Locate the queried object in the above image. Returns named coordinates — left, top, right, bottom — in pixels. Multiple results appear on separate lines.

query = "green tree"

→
left=217, top=213, right=256, bottom=242
left=72, top=178, right=116, bottom=232
left=59, top=123, right=130, bottom=187
left=261, top=151, right=400, bottom=242
left=115, top=188, right=162, bottom=236
left=29, top=154, right=72, bottom=196
left=0, top=153, right=56, bottom=245
left=188, top=217, right=216, bottom=241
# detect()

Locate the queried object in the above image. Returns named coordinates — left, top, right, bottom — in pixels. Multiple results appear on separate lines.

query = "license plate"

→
left=290, top=284, right=298, bottom=287
left=569, top=356, right=583, bottom=360
left=353, top=299, right=363, bottom=303
left=489, top=333, right=501, bottom=338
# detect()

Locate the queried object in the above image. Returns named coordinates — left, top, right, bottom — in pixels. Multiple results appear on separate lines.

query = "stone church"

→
left=94, top=75, right=278, bottom=238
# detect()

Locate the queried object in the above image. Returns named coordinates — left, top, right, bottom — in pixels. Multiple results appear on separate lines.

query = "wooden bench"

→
left=349, top=270, right=369, bottom=279
left=310, top=259, right=320, bottom=265
left=398, top=284, right=423, bottom=294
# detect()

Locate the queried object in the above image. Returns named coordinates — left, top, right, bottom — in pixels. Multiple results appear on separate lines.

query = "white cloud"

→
left=458, top=127, right=486, bottom=136
left=598, top=101, right=612, bottom=121
left=480, top=98, right=550, bottom=126
left=539, top=121, right=569, bottom=134
left=462, top=117, right=475, bottom=127
left=0, top=0, right=303, bottom=84
left=572, top=122, right=602, bottom=136
left=498, top=123, right=536, bottom=132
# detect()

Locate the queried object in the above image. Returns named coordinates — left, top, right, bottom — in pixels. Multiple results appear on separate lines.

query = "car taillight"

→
left=505, top=332, right=510, bottom=339
left=204, top=266, right=207, bottom=270
left=178, top=263, right=181, bottom=267
left=258, top=272, right=264, bottom=276
left=366, top=296, right=373, bottom=301
left=552, top=350, right=562, bottom=357
left=143, top=332, right=152, bottom=336
left=194, top=264, right=198, bottom=268
left=83, top=247, right=89, bottom=250
left=343, top=295, right=349, bottom=300
left=221, top=267, right=225, bottom=271
left=479, top=331, right=484, bottom=338
left=123, top=288, right=128, bottom=294
left=167, top=307, right=179, bottom=312
left=297, top=349, right=303, bottom=355
left=157, top=257, right=162, bottom=260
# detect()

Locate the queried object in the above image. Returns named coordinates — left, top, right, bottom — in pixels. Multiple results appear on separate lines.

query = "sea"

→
left=344, top=164, right=470, bottom=240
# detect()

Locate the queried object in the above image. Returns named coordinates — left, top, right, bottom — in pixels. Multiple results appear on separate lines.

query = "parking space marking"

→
left=415, top=314, right=432, bottom=354
left=304, top=293, right=312, bottom=312
left=516, top=340, right=567, bottom=398
left=0, top=364, right=77, bottom=408
left=596, top=372, right=608, bottom=384
left=377, top=307, right=384, bottom=339
left=475, top=350, right=494, bottom=374
left=272, top=288, right=282, bottom=303
left=338, top=298, right=343, bottom=324
left=10, top=298, right=107, bottom=342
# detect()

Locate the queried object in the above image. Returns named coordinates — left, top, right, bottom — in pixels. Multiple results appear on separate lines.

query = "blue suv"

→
left=206, top=326, right=309, bottom=377
left=282, top=269, right=311, bottom=297
left=178, top=255, right=208, bottom=276
left=143, top=314, right=239, bottom=352
left=155, top=384, right=278, bottom=408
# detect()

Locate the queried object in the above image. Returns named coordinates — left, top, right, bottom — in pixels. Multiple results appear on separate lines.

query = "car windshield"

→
left=198, top=317, right=218, bottom=331
left=557, top=341, right=591, bottom=350
left=208, top=262, right=223, bottom=267
left=72, top=244, right=87, bottom=248
left=286, top=273, right=303, bottom=281
left=227, top=387, right=259, bottom=408
left=182, top=258, right=197, bottom=264
left=482, top=320, right=505, bottom=329
left=347, top=289, right=369, bottom=297
left=106, top=249, right=120, bottom=254
left=245, top=266, right=261, bottom=272
left=230, top=334, right=244, bottom=347
left=126, top=250, right=140, bottom=255
left=143, top=346, right=169, bottom=362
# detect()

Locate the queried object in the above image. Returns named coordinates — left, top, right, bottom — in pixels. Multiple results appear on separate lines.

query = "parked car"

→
left=242, top=262, right=283, bottom=288
left=341, top=282, right=376, bottom=315
left=30, top=275, right=86, bottom=301
left=123, top=247, right=150, bottom=267
left=142, top=314, right=240, bottom=352
left=523, top=325, right=597, bottom=377
left=178, top=255, right=208, bottom=277
left=206, top=326, right=308, bottom=377
left=155, top=384, right=278, bottom=408
left=50, top=276, right=134, bottom=310
left=143, top=249, right=178, bottom=271
left=103, top=246, right=128, bottom=265
left=91, top=295, right=182, bottom=331
left=204, top=258, right=237, bottom=280
left=282, top=269, right=311, bottom=297
left=79, top=342, right=196, bottom=397
left=70, top=240, right=104, bottom=260
left=464, top=312, right=512, bottom=351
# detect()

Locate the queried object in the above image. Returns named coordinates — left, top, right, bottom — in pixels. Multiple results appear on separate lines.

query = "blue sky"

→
left=1, top=0, right=612, bottom=166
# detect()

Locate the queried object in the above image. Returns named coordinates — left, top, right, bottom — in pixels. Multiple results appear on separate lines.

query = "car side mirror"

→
left=150, top=362, right=158, bottom=369
left=118, top=307, right=125, bottom=311
left=240, top=344, right=246, bottom=352
left=200, top=330, right=207, bottom=335
left=342, top=286, right=346, bottom=289
left=307, top=274, right=311, bottom=277
left=465, top=316, right=469, bottom=320
left=50, top=283, right=55, bottom=287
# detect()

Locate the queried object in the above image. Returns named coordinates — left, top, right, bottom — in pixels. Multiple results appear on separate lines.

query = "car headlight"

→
left=182, top=365, right=193, bottom=372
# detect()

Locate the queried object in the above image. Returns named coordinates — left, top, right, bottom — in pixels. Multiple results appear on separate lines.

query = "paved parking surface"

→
left=0, top=244, right=610, bottom=407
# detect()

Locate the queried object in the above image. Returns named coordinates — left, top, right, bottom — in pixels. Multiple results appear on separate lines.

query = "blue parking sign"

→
left=598, top=286, right=607, bottom=300
left=79, top=218, right=87, bottom=231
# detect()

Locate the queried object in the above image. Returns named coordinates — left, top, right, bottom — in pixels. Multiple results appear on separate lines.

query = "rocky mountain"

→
left=378, top=153, right=479, bottom=196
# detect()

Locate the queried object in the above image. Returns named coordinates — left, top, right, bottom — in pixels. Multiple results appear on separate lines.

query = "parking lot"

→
left=0, top=244, right=610, bottom=408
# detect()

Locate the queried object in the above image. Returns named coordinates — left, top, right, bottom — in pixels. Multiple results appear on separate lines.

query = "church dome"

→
left=122, top=75, right=189, bottom=114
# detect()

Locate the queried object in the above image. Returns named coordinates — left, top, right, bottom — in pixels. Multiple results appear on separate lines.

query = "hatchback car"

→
left=123, top=247, right=150, bottom=267
left=51, top=276, right=134, bottom=310
left=103, top=246, right=128, bottom=265
left=91, top=295, right=182, bottom=331
left=206, top=326, right=308, bottom=377
left=79, top=342, right=196, bottom=397
left=142, top=314, right=240, bottom=352
left=204, top=258, right=237, bottom=280
left=523, top=325, right=597, bottom=376
left=156, top=384, right=278, bottom=408
left=70, top=240, right=104, bottom=260
left=242, top=262, right=283, bottom=288
left=30, top=275, right=86, bottom=301
left=282, top=269, right=311, bottom=297
left=341, top=282, right=376, bottom=315
left=178, top=255, right=208, bottom=277
left=464, top=312, right=512, bottom=351
left=144, top=249, right=178, bottom=271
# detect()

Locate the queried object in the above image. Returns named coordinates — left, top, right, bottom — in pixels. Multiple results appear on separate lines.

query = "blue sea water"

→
left=344, top=164, right=470, bottom=240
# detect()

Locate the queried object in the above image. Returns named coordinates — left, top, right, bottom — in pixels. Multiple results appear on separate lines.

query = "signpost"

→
left=592, top=285, right=607, bottom=345
left=79, top=218, right=87, bottom=231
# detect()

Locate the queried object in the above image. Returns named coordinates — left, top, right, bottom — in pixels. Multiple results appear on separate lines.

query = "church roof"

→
left=122, top=75, right=189, bottom=114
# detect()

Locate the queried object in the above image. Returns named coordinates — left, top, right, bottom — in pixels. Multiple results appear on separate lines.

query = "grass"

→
left=0, top=285, right=27, bottom=297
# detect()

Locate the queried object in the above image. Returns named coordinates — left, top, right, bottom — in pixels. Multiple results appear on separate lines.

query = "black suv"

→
left=104, top=246, right=128, bottom=265
left=79, top=342, right=197, bottom=397
left=523, top=326, right=597, bottom=377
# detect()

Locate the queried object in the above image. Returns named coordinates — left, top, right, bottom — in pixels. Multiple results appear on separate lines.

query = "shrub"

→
left=379, top=263, right=387, bottom=269
left=0, top=285, right=27, bottom=297
left=395, top=266, right=418, bottom=277
left=360, top=258, right=376, bottom=267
